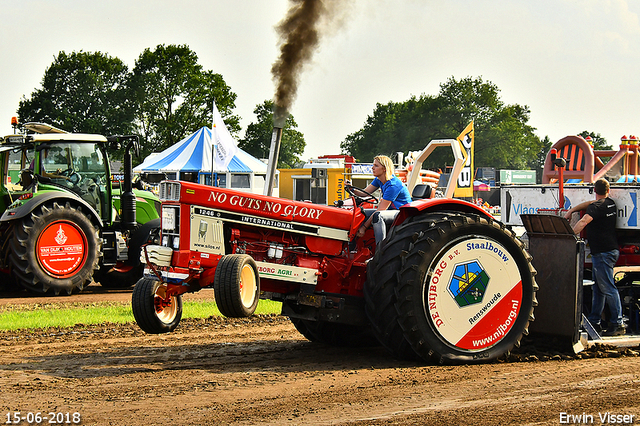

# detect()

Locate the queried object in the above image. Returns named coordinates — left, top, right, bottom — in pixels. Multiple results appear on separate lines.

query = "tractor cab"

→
left=1, top=129, right=115, bottom=223
left=5, top=133, right=114, bottom=224
left=31, top=138, right=111, bottom=220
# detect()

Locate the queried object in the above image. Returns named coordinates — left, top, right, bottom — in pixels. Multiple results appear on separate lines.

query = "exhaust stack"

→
left=110, top=135, right=138, bottom=231
left=264, top=106, right=289, bottom=197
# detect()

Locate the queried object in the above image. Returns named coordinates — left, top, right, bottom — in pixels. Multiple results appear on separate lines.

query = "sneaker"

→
left=604, top=325, right=627, bottom=336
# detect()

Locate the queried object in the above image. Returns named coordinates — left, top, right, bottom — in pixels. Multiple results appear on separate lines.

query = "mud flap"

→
left=521, top=214, right=585, bottom=351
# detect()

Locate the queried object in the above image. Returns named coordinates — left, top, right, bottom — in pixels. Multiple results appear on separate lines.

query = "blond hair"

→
left=374, top=155, right=395, bottom=181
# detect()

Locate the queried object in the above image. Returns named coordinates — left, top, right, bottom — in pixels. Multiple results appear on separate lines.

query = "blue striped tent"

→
left=134, top=127, right=273, bottom=193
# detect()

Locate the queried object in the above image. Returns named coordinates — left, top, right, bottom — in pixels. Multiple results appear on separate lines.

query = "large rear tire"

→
left=9, top=202, right=101, bottom=295
left=132, top=277, right=182, bottom=334
left=365, top=212, right=537, bottom=364
left=364, top=248, right=421, bottom=360
left=214, top=254, right=260, bottom=318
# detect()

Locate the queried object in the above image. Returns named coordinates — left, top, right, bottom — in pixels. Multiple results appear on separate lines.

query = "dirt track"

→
left=1, top=285, right=640, bottom=425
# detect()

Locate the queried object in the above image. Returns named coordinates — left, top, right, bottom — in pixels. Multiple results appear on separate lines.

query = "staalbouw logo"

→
left=447, top=260, right=489, bottom=307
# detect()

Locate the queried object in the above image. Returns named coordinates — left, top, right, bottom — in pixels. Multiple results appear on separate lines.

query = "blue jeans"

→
left=589, top=249, right=623, bottom=326
left=372, top=210, right=399, bottom=243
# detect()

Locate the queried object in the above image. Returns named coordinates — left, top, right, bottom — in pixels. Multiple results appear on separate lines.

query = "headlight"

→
left=162, top=207, right=176, bottom=231
left=172, top=236, right=180, bottom=249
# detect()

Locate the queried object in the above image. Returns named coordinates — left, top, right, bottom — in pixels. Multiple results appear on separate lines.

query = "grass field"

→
left=0, top=299, right=282, bottom=331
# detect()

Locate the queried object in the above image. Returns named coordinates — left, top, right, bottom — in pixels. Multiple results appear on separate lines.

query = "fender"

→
left=395, top=198, right=493, bottom=225
left=0, top=191, right=103, bottom=226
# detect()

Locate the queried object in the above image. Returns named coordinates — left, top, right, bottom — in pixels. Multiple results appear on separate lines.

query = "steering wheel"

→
left=345, top=184, right=379, bottom=206
left=59, top=168, right=81, bottom=185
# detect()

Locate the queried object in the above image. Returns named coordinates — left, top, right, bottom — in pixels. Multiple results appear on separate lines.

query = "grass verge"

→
left=0, top=300, right=282, bottom=331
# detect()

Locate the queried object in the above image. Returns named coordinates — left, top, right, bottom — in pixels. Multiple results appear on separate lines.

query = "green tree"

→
left=240, top=100, right=305, bottom=168
left=17, top=51, right=135, bottom=137
left=130, top=44, right=240, bottom=157
left=528, top=135, right=553, bottom=183
left=578, top=131, right=612, bottom=150
left=341, top=76, right=542, bottom=171
left=341, top=96, right=446, bottom=163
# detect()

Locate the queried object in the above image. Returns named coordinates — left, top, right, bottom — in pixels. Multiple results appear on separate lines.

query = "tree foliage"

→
left=130, top=44, right=240, bottom=157
left=529, top=136, right=553, bottom=183
left=17, top=51, right=135, bottom=137
left=578, top=130, right=612, bottom=150
left=239, top=100, right=305, bottom=168
left=17, top=46, right=239, bottom=160
left=341, top=76, right=543, bottom=171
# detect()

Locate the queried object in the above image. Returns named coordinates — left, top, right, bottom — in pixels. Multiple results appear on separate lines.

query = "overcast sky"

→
left=2, top=0, right=639, bottom=160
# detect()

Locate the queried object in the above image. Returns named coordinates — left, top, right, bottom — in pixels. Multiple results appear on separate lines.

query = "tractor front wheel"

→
left=214, top=254, right=260, bottom=318
left=132, top=278, right=183, bottom=334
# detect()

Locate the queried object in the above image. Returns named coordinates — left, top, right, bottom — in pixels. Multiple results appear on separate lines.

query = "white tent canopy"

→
left=134, top=126, right=276, bottom=194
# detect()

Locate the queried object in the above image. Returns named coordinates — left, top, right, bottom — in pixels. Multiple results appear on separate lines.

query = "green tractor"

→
left=0, top=123, right=161, bottom=295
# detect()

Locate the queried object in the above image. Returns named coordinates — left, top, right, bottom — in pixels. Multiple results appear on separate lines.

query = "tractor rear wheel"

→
left=365, top=212, right=537, bottom=364
left=9, top=202, right=100, bottom=295
left=132, top=277, right=182, bottom=333
left=364, top=252, right=421, bottom=360
left=214, top=254, right=260, bottom=318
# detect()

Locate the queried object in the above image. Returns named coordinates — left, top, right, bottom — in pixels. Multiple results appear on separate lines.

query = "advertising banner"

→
left=454, top=122, right=474, bottom=198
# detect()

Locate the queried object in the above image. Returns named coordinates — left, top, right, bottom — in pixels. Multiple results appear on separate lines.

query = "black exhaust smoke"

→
left=271, top=0, right=325, bottom=116
left=271, top=0, right=351, bottom=113
left=265, top=0, right=349, bottom=196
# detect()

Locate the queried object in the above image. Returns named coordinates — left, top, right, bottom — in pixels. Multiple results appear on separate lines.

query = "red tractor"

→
left=132, top=139, right=537, bottom=364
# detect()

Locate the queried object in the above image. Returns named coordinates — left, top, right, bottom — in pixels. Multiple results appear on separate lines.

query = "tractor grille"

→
left=161, top=205, right=180, bottom=249
left=159, top=181, right=181, bottom=202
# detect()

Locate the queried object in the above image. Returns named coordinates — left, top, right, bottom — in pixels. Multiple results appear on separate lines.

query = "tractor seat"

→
left=20, top=169, right=33, bottom=190
left=411, top=184, right=433, bottom=200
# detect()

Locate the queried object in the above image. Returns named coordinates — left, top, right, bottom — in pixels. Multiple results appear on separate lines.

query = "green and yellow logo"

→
left=447, top=260, right=489, bottom=307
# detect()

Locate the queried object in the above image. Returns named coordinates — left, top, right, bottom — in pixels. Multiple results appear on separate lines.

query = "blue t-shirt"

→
left=371, top=176, right=412, bottom=209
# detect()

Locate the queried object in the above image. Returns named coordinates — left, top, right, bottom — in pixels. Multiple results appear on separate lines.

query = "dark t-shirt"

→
left=585, top=197, right=618, bottom=254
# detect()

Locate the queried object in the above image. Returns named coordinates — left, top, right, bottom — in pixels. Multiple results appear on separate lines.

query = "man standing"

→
left=565, top=178, right=625, bottom=336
